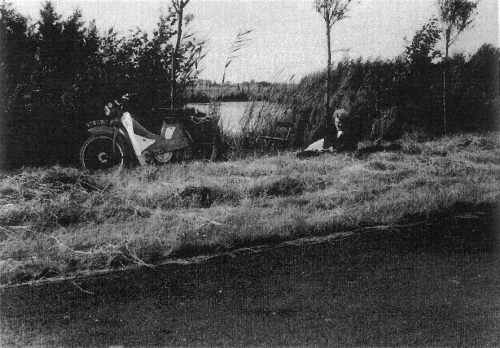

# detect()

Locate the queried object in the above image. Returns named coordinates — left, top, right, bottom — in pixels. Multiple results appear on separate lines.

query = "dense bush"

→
left=0, top=1, right=205, bottom=169
left=1, top=1, right=498, bottom=167
left=237, top=17, right=498, bottom=149
left=281, top=45, right=499, bottom=147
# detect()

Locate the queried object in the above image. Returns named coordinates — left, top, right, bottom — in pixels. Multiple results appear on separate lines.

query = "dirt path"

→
left=1, top=204, right=499, bottom=347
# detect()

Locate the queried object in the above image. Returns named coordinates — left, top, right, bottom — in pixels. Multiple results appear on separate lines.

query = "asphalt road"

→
left=1, top=203, right=499, bottom=347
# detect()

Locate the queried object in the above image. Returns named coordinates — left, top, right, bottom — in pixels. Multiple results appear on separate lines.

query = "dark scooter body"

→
left=80, top=95, right=219, bottom=171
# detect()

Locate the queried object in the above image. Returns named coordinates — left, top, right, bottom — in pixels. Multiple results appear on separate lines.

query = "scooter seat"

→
left=162, top=110, right=210, bottom=124
left=156, top=107, right=197, bottom=119
left=189, top=113, right=213, bottom=124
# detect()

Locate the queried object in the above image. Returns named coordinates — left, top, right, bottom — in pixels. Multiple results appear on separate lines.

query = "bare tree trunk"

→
left=171, top=2, right=184, bottom=108
left=326, top=20, right=332, bottom=120
left=442, top=70, right=447, bottom=135
left=442, top=28, right=450, bottom=135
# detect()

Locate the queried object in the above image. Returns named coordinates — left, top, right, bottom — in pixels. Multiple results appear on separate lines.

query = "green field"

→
left=0, top=132, right=499, bottom=285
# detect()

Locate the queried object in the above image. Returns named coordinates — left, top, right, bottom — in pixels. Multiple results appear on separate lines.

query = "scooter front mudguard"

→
left=87, top=125, right=128, bottom=139
left=87, top=125, right=114, bottom=136
left=87, top=126, right=130, bottom=151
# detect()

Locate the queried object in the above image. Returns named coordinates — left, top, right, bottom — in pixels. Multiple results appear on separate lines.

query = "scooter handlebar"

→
left=121, top=92, right=138, bottom=100
left=104, top=93, right=138, bottom=116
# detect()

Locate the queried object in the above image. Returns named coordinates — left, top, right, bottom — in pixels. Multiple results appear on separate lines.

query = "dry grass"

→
left=0, top=132, right=499, bottom=284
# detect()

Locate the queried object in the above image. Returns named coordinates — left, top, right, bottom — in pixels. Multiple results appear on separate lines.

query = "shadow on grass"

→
left=249, top=176, right=306, bottom=197
left=173, top=200, right=499, bottom=259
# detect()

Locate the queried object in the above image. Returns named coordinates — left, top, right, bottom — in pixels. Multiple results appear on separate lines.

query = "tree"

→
left=404, top=17, right=442, bottom=131
left=1, top=1, right=206, bottom=168
left=170, top=0, right=189, bottom=108
left=35, top=2, right=100, bottom=115
left=438, top=0, right=478, bottom=134
left=405, top=17, right=442, bottom=67
left=455, top=44, right=500, bottom=129
left=94, top=5, right=204, bottom=114
left=314, top=0, right=353, bottom=121
left=0, top=1, right=36, bottom=117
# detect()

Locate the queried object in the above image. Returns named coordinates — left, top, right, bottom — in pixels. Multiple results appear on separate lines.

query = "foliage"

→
left=405, top=17, right=442, bottom=66
left=0, top=1, right=205, bottom=168
left=438, top=0, right=479, bottom=134
left=253, top=44, right=498, bottom=148
left=438, top=0, right=478, bottom=51
left=0, top=1, right=36, bottom=116
left=235, top=2, right=494, bottom=150
left=314, top=0, right=352, bottom=28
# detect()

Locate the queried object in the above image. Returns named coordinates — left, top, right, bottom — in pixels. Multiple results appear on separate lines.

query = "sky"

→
left=9, top=0, right=500, bottom=83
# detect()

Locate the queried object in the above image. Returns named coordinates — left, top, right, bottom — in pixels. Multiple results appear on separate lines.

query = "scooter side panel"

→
left=153, top=122, right=190, bottom=152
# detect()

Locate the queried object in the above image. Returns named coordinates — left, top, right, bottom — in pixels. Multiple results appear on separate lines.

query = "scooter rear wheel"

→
left=201, top=134, right=219, bottom=161
left=80, top=134, right=125, bottom=171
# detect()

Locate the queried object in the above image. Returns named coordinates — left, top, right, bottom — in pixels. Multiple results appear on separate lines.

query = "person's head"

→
left=333, top=108, right=349, bottom=131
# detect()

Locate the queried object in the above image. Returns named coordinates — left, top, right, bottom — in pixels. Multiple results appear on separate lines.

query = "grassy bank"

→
left=0, top=133, right=499, bottom=284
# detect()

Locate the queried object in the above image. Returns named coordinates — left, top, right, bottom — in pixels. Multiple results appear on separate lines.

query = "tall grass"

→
left=229, top=44, right=499, bottom=156
left=207, top=29, right=254, bottom=159
left=226, top=75, right=301, bottom=155
left=221, top=29, right=253, bottom=85
left=0, top=132, right=498, bottom=284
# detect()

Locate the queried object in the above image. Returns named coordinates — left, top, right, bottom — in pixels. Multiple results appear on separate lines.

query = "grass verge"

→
left=0, top=132, right=499, bottom=284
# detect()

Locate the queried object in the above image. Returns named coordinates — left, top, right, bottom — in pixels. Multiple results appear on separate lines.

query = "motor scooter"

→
left=79, top=94, right=219, bottom=171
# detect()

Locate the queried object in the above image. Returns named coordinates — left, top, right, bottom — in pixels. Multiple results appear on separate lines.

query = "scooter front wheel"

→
left=80, top=134, right=125, bottom=172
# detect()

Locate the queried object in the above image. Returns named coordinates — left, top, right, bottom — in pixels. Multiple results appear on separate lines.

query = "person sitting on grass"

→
left=330, top=108, right=359, bottom=152
left=305, top=108, right=359, bottom=154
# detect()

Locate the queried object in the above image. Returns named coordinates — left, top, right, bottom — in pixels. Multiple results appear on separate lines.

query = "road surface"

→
left=1, top=203, right=499, bottom=346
